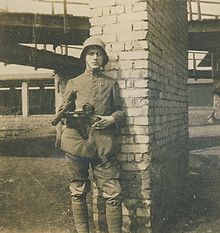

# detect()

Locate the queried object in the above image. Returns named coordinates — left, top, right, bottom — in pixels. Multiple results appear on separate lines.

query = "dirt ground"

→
left=165, top=107, right=220, bottom=233
left=0, top=107, right=220, bottom=233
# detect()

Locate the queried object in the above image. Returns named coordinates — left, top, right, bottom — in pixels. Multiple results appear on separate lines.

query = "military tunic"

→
left=59, top=69, right=124, bottom=160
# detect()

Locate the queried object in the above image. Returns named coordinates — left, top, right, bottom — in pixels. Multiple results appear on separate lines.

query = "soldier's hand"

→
left=92, top=115, right=115, bottom=129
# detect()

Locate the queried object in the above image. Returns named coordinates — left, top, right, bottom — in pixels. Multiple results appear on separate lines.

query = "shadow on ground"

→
left=162, top=129, right=220, bottom=233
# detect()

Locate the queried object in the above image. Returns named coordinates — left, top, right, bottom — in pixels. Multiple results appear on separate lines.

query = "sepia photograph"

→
left=0, top=0, right=220, bottom=232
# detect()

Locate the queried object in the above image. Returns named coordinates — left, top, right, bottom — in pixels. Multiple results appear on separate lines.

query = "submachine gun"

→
left=51, top=90, right=77, bottom=126
left=51, top=90, right=100, bottom=140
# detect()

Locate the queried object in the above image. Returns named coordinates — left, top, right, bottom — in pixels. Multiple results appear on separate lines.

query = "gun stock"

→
left=51, top=90, right=77, bottom=126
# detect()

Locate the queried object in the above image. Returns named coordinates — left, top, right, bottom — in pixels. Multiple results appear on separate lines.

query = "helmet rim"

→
left=80, top=37, right=109, bottom=67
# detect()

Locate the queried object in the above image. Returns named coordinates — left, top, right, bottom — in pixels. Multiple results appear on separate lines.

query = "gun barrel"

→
left=51, top=112, right=65, bottom=126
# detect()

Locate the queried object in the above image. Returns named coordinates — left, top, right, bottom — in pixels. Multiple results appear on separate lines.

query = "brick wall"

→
left=147, top=2, right=189, bottom=232
left=89, top=0, right=189, bottom=232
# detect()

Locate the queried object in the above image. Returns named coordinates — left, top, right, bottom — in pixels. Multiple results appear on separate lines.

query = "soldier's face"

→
left=85, top=47, right=104, bottom=70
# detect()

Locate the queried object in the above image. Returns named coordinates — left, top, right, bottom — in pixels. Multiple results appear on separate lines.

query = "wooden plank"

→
left=0, top=43, right=84, bottom=74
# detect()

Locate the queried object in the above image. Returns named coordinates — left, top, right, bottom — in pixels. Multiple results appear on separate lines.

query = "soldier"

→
left=58, top=36, right=124, bottom=233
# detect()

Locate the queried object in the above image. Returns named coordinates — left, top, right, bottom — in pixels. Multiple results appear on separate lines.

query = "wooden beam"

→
left=189, top=19, right=220, bottom=33
left=0, top=73, right=54, bottom=81
left=0, top=43, right=84, bottom=74
left=188, top=69, right=220, bottom=79
left=188, top=32, right=220, bottom=51
left=0, top=80, right=54, bottom=88
left=0, top=12, right=89, bottom=45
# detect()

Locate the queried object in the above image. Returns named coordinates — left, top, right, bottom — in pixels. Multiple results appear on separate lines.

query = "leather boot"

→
left=106, top=203, right=122, bottom=233
left=72, top=201, right=89, bottom=233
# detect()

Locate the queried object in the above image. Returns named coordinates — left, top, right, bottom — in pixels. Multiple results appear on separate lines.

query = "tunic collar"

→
left=84, top=68, right=103, bottom=78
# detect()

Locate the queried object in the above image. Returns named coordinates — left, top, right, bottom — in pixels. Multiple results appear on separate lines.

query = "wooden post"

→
left=39, top=84, right=45, bottom=114
left=22, top=81, right=29, bottom=117
left=51, top=2, right=55, bottom=15
left=193, top=53, right=196, bottom=75
left=196, top=0, right=201, bottom=20
left=63, top=0, right=68, bottom=55
left=188, top=0, right=193, bottom=21
left=211, top=52, right=215, bottom=78
left=54, top=75, right=61, bottom=113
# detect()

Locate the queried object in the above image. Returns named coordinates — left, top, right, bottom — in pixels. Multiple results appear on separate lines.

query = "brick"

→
left=117, top=11, right=148, bottom=23
left=118, top=31, right=148, bottom=42
left=135, top=135, right=150, bottom=143
left=90, top=8, right=103, bottom=17
left=121, top=162, right=137, bottom=171
left=133, top=2, right=148, bottom=12
left=90, top=26, right=103, bottom=35
left=126, top=80, right=135, bottom=88
left=90, top=0, right=116, bottom=8
left=135, top=153, right=143, bottom=162
left=100, top=33, right=117, bottom=43
left=120, top=69, right=149, bottom=79
left=120, top=89, right=148, bottom=98
left=89, top=15, right=117, bottom=26
left=120, top=51, right=148, bottom=60
left=127, top=153, right=135, bottom=161
left=134, top=40, right=148, bottom=50
left=126, top=106, right=149, bottom=116
left=111, top=42, right=125, bottom=51
left=137, top=162, right=149, bottom=171
left=134, top=60, right=149, bottom=69
left=133, top=21, right=149, bottom=31
left=121, top=135, right=135, bottom=144
left=134, top=117, right=149, bottom=125
left=134, top=80, right=149, bottom=88
left=111, top=5, right=125, bottom=14
left=124, top=42, right=133, bottom=51
left=125, top=3, right=132, bottom=13
left=103, top=23, right=132, bottom=34
left=119, top=61, right=133, bottom=69
left=121, top=144, right=149, bottom=153
left=103, top=7, right=111, bottom=16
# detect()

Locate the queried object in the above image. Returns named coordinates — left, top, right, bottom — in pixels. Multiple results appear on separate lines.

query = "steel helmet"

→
left=80, top=36, right=109, bottom=66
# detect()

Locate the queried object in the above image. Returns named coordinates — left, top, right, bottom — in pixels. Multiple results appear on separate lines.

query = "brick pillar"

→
left=89, top=1, right=189, bottom=232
